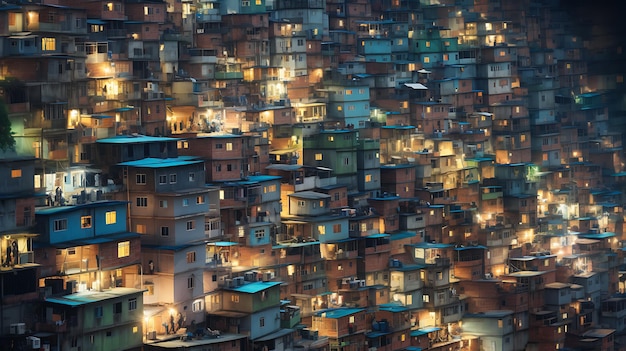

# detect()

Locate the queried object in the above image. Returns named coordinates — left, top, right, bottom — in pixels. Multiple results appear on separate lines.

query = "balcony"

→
left=215, top=71, right=243, bottom=80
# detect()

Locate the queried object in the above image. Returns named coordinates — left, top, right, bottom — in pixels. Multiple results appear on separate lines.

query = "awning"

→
left=207, top=241, right=238, bottom=247
left=411, top=327, right=440, bottom=336
left=366, top=233, right=390, bottom=239
left=9, top=35, right=37, bottom=39
left=82, top=114, right=113, bottom=119
left=404, top=83, right=428, bottom=90
left=417, top=69, right=431, bottom=74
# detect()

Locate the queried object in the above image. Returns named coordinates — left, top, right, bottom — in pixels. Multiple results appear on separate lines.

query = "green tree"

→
left=0, top=100, right=15, bottom=151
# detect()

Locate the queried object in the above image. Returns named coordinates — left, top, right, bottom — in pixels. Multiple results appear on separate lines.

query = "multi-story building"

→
left=34, top=198, right=144, bottom=351
left=1, top=1, right=626, bottom=351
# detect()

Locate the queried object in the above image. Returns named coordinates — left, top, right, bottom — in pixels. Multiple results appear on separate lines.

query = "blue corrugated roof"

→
left=579, top=232, right=615, bottom=239
left=366, top=331, right=391, bottom=338
left=366, top=233, right=390, bottom=239
left=409, top=242, right=453, bottom=249
left=117, top=157, right=203, bottom=168
left=207, top=241, right=239, bottom=247
left=97, top=135, right=179, bottom=144
left=226, top=281, right=281, bottom=294
left=45, top=288, right=144, bottom=306
left=36, top=200, right=129, bottom=216
left=410, top=327, right=440, bottom=337
left=247, top=175, right=284, bottom=182
left=454, top=245, right=487, bottom=251
left=390, top=232, right=416, bottom=241
left=378, top=303, right=409, bottom=312
left=316, top=308, right=364, bottom=319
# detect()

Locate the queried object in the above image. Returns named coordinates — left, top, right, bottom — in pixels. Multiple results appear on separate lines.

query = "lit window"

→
left=118, top=241, right=130, bottom=258
left=231, top=295, right=239, bottom=303
left=226, top=142, right=233, bottom=151
left=315, top=153, right=323, bottom=161
left=136, top=224, right=146, bottom=234
left=11, top=169, right=21, bottom=178
left=196, top=195, right=205, bottom=204
left=41, top=37, right=56, bottom=51
left=333, top=224, right=341, bottom=233
left=498, top=319, right=503, bottom=328
left=423, top=57, right=430, bottom=63
left=318, top=225, right=325, bottom=235
left=106, top=211, right=116, bottom=224
left=365, top=174, right=372, bottom=182
left=81, top=216, right=92, bottom=228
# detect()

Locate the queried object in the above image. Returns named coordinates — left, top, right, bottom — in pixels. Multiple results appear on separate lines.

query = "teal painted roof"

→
left=380, top=163, right=415, bottom=169
left=409, top=242, right=453, bottom=249
left=579, top=232, right=615, bottom=239
left=391, top=263, right=427, bottom=272
left=410, top=327, right=440, bottom=336
left=390, top=232, right=416, bottom=241
left=117, top=157, right=203, bottom=168
left=366, top=233, right=390, bottom=239
left=227, top=281, right=281, bottom=294
left=378, top=303, right=409, bottom=312
left=316, top=308, right=364, bottom=319
left=381, top=125, right=416, bottom=130
left=36, top=200, right=129, bottom=216
left=207, top=241, right=239, bottom=247
left=96, top=135, right=179, bottom=144
left=247, top=175, right=282, bottom=182
left=45, top=288, right=144, bottom=306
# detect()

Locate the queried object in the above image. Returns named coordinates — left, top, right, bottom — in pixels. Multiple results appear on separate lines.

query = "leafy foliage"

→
left=0, top=99, right=15, bottom=151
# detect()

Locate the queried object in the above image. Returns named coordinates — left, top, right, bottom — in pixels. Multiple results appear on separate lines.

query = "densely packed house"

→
left=0, top=0, right=625, bottom=350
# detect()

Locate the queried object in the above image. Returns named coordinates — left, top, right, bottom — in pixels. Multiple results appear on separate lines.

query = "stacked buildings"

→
left=0, top=0, right=625, bottom=350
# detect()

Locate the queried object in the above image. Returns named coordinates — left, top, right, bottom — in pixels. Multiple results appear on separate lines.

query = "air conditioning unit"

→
left=10, top=323, right=26, bottom=335
left=66, top=280, right=78, bottom=294
left=263, top=272, right=273, bottom=281
left=224, top=279, right=234, bottom=288
left=234, top=276, right=245, bottom=286
left=244, top=272, right=256, bottom=281
left=359, top=280, right=366, bottom=287
left=27, top=336, right=40, bottom=349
